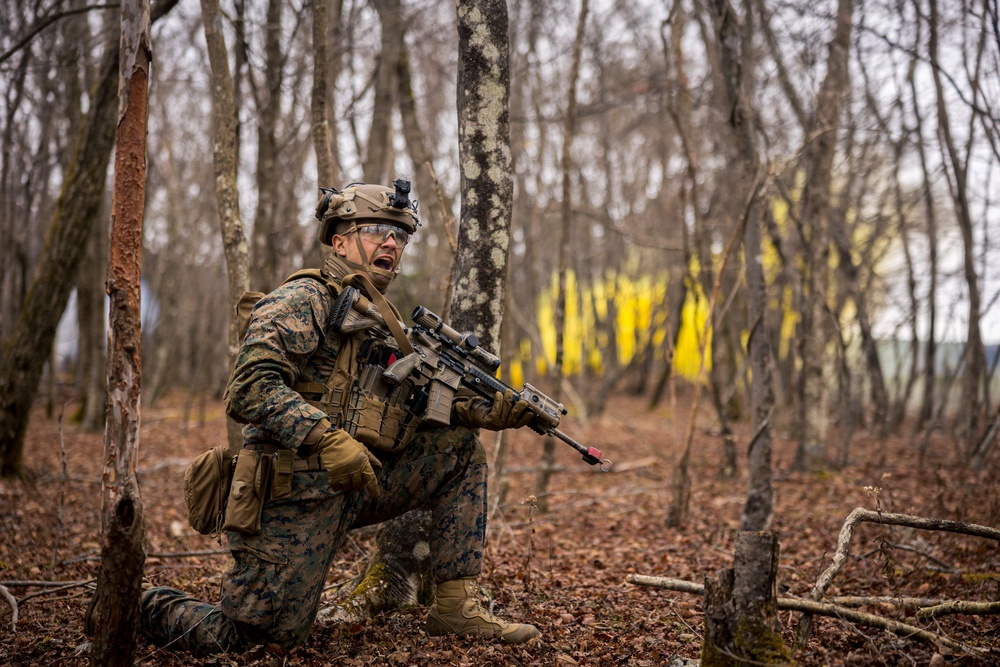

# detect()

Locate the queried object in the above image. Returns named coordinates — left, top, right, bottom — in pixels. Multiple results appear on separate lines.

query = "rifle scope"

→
left=411, top=306, right=501, bottom=373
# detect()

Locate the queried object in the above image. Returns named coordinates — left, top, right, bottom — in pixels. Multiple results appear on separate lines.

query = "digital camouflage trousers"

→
left=140, top=425, right=487, bottom=655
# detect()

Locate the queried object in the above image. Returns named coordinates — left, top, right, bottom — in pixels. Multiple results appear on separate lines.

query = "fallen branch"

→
left=916, top=600, right=1000, bottom=619
left=827, top=595, right=943, bottom=609
left=798, top=508, right=1000, bottom=642
left=63, top=547, right=228, bottom=564
left=17, top=579, right=96, bottom=605
left=0, top=579, right=94, bottom=588
left=626, top=575, right=987, bottom=655
left=0, top=584, right=17, bottom=632
left=778, top=597, right=981, bottom=654
left=807, top=508, right=1000, bottom=604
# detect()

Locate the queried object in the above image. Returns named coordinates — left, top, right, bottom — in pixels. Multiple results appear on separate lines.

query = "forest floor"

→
left=1, top=386, right=998, bottom=667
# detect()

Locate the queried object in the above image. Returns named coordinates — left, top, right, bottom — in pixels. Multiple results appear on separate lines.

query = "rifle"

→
left=330, top=286, right=612, bottom=471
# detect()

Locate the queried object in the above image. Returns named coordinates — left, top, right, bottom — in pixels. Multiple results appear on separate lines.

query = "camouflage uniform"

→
left=140, top=272, right=488, bottom=655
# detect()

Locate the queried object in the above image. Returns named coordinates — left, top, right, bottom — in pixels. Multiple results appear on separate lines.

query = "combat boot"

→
left=425, top=578, right=541, bottom=644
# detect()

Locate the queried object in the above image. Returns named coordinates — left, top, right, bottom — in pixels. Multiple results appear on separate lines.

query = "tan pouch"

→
left=379, top=404, right=415, bottom=453
left=223, top=451, right=270, bottom=534
left=183, top=445, right=235, bottom=536
left=346, top=390, right=386, bottom=447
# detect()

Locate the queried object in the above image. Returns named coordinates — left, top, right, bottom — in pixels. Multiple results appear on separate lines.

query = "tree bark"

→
left=0, top=22, right=119, bottom=477
left=365, top=0, right=404, bottom=185
left=702, top=531, right=791, bottom=666
left=450, top=0, right=513, bottom=349
left=84, top=3, right=149, bottom=663
left=200, top=0, right=251, bottom=453
left=249, top=0, right=283, bottom=292
left=311, top=0, right=339, bottom=188
left=792, top=0, right=854, bottom=472
left=536, top=0, right=588, bottom=513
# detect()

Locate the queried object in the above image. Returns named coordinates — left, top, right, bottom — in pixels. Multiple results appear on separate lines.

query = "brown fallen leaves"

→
left=1, top=388, right=997, bottom=666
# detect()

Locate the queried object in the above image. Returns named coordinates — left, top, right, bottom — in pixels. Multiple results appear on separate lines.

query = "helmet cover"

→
left=316, top=180, right=420, bottom=246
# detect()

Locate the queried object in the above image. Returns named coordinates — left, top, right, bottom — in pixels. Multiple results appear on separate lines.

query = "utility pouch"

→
left=382, top=404, right=419, bottom=453
left=183, top=445, right=235, bottom=536
left=345, top=388, right=387, bottom=448
left=223, top=451, right=269, bottom=535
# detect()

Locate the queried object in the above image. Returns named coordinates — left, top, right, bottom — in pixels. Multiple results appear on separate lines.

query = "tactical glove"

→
left=453, top=389, right=535, bottom=431
left=314, top=428, right=382, bottom=498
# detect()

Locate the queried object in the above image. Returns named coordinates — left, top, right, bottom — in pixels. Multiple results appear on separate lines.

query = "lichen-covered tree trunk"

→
left=200, top=0, right=251, bottom=453
left=322, top=0, right=514, bottom=622
left=448, top=0, right=512, bottom=345
left=84, top=4, right=149, bottom=663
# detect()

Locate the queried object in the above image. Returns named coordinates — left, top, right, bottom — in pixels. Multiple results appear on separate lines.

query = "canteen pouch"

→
left=223, top=451, right=271, bottom=535
left=183, top=445, right=235, bottom=536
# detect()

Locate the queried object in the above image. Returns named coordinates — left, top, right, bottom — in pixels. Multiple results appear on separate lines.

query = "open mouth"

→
left=373, top=255, right=395, bottom=271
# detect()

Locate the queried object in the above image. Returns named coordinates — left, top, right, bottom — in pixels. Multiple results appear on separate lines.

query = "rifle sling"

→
left=343, top=273, right=416, bottom=357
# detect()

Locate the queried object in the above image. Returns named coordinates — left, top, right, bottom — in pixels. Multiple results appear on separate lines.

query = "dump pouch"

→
left=183, top=445, right=235, bottom=536
left=223, top=451, right=270, bottom=535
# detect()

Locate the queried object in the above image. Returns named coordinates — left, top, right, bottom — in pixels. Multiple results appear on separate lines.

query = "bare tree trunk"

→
left=78, top=195, right=109, bottom=431
left=200, top=0, right=251, bottom=453
left=311, top=0, right=339, bottom=188
left=84, top=4, right=149, bottom=663
left=698, top=5, right=788, bottom=662
left=0, top=23, right=120, bottom=477
left=249, top=0, right=283, bottom=291
left=793, top=0, right=853, bottom=472
left=908, top=48, right=939, bottom=433
left=536, top=0, right=587, bottom=513
left=365, top=0, right=404, bottom=185
left=928, top=0, right=987, bottom=450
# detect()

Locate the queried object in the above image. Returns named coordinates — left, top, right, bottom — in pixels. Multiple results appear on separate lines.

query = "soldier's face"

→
left=332, top=221, right=406, bottom=288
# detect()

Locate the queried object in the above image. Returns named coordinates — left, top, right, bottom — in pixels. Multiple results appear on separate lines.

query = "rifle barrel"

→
left=551, top=428, right=611, bottom=471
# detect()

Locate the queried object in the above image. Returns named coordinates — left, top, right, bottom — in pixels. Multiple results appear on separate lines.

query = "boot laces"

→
left=469, top=580, right=497, bottom=615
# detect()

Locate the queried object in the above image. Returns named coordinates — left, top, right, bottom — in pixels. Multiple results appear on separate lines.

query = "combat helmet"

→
left=316, top=180, right=420, bottom=245
left=315, top=179, right=420, bottom=290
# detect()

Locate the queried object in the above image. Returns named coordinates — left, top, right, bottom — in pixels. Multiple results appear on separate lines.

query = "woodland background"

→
left=1, top=0, right=999, bottom=664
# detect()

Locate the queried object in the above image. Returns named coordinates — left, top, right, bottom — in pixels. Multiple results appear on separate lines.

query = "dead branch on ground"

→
left=626, top=575, right=988, bottom=655
left=0, top=584, right=17, bottom=631
left=628, top=508, right=1000, bottom=656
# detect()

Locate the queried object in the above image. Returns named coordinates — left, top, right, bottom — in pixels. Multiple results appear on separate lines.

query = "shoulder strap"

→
left=282, top=268, right=342, bottom=296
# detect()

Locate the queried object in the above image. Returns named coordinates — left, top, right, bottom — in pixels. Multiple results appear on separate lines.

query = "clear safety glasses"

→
left=355, top=223, right=410, bottom=247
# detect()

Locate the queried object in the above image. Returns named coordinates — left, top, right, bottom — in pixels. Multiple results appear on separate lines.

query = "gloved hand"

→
left=453, top=389, right=535, bottom=431
left=314, top=428, right=382, bottom=498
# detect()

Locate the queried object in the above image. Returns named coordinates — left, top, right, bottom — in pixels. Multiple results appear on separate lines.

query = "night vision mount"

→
left=389, top=179, right=416, bottom=212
